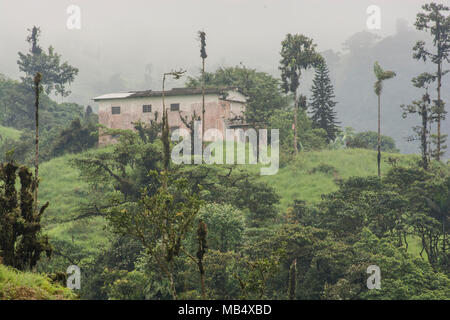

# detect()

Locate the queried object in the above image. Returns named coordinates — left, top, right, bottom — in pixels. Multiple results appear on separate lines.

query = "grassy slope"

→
left=0, top=125, right=21, bottom=140
left=262, top=148, right=419, bottom=210
left=0, top=265, right=76, bottom=300
left=38, top=147, right=421, bottom=262
left=262, top=148, right=422, bottom=255
left=39, top=151, right=110, bottom=261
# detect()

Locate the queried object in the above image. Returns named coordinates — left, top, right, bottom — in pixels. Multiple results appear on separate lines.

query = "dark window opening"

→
left=143, top=105, right=152, bottom=113
left=170, top=103, right=180, bottom=111
left=112, top=106, right=121, bottom=114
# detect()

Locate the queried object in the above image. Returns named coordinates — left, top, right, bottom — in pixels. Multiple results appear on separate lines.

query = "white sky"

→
left=0, top=0, right=447, bottom=95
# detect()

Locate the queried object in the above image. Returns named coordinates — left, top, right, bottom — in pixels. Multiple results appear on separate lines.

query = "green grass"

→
left=37, top=146, right=422, bottom=265
left=0, top=265, right=77, bottom=300
left=0, top=125, right=21, bottom=140
left=263, top=148, right=418, bottom=210
left=39, top=150, right=111, bottom=262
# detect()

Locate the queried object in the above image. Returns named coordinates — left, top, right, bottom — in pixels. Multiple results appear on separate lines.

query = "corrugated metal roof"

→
left=92, top=87, right=247, bottom=101
left=92, top=92, right=133, bottom=101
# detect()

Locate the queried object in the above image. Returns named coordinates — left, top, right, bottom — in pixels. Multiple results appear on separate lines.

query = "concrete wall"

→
left=97, top=92, right=245, bottom=145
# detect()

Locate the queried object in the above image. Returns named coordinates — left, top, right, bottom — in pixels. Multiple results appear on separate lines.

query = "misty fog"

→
left=0, top=0, right=448, bottom=154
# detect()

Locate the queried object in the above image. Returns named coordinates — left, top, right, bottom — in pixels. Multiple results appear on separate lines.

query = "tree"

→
left=413, top=3, right=450, bottom=161
left=51, top=117, right=98, bottom=157
left=179, top=110, right=201, bottom=156
left=17, top=26, right=79, bottom=97
left=133, top=113, right=162, bottom=144
left=33, top=73, right=41, bottom=210
left=186, top=65, right=287, bottom=129
left=0, top=75, right=84, bottom=131
left=424, top=183, right=449, bottom=271
left=324, top=228, right=450, bottom=300
left=196, top=219, right=208, bottom=299
left=318, top=176, right=406, bottom=241
left=198, top=31, right=207, bottom=148
left=280, top=34, right=320, bottom=154
left=106, top=171, right=203, bottom=299
left=104, top=109, right=204, bottom=299
left=196, top=203, right=245, bottom=252
left=401, top=72, right=435, bottom=170
left=373, top=62, right=396, bottom=177
left=309, top=58, right=340, bottom=142
left=288, top=259, right=297, bottom=300
left=384, top=166, right=449, bottom=269
left=0, top=162, right=52, bottom=270
left=346, top=131, right=399, bottom=153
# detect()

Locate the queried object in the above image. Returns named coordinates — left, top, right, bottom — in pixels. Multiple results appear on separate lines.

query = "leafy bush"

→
left=309, top=163, right=338, bottom=175
left=347, top=131, right=399, bottom=153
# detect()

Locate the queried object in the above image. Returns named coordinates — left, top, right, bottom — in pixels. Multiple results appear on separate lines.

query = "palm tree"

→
left=373, top=62, right=396, bottom=177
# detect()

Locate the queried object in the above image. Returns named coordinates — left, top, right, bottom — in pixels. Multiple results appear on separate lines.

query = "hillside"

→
left=39, top=151, right=111, bottom=264
left=0, top=265, right=76, bottom=300
left=262, top=148, right=419, bottom=210
left=0, top=125, right=21, bottom=140
left=37, top=147, right=422, bottom=264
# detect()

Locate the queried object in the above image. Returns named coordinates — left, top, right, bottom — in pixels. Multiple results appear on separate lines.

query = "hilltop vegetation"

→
left=37, top=146, right=421, bottom=251
left=33, top=144, right=445, bottom=299
left=263, top=148, right=418, bottom=209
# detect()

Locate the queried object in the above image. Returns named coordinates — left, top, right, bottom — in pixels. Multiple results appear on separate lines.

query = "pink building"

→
left=93, top=87, right=248, bottom=145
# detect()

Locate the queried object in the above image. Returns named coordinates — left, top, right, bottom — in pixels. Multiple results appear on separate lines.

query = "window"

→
left=143, top=105, right=152, bottom=113
left=170, top=103, right=180, bottom=111
left=112, top=106, right=121, bottom=114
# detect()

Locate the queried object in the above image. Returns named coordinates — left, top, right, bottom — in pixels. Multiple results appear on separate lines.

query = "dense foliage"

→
left=0, top=162, right=51, bottom=270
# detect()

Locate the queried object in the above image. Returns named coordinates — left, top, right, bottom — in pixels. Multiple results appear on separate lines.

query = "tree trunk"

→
left=34, top=73, right=41, bottom=210
left=198, top=260, right=206, bottom=299
left=436, top=62, right=442, bottom=161
left=377, top=94, right=381, bottom=177
left=421, top=101, right=428, bottom=170
left=202, top=58, right=206, bottom=150
left=168, top=269, right=177, bottom=300
left=428, top=119, right=432, bottom=164
left=288, top=259, right=297, bottom=300
left=162, top=74, right=166, bottom=114
left=293, top=91, right=298, bottom=154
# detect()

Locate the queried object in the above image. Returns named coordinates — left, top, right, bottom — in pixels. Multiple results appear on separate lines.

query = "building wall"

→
left=97, top=92, right=245, bottom=145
